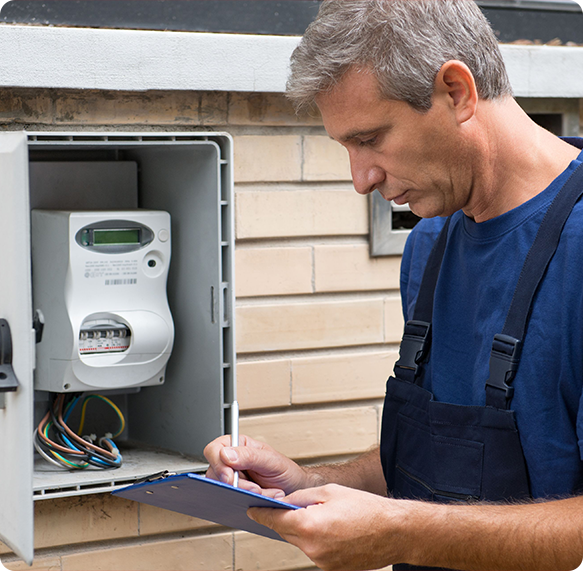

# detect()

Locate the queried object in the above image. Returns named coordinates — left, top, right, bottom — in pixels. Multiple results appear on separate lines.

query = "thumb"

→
left=247, top=506, right=274, bottom=527
left=219, top=445, right=260, bottom=471
left=220, top=444, right=286, bottom=476
left=219, top=446, right=241, bottom=467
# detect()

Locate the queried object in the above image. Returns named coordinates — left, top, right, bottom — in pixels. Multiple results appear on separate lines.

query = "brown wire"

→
left=36, top=406, right=86, bottom=456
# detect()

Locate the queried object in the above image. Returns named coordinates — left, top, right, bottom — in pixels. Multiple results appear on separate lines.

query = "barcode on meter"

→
left=105, top=279, right=137, bottom=286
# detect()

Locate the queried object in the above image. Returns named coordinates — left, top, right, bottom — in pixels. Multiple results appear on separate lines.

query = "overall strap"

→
left=393, top=217, right=451, bottom=384
left=486, top=160, right=583, bottom=409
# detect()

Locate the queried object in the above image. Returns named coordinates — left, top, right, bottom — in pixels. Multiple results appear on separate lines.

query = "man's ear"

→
left=434, top=60, right=478, bottom=124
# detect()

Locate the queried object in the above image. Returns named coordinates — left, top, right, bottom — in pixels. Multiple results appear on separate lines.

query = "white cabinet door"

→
left=0, top=132, right=34, bottom=564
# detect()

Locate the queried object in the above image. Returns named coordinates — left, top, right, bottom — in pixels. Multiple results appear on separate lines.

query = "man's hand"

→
left=250, top=485, right=583, bottom=571
left=204, top=434, right=311, bottom=497
left=248, top=484, right=405, bottom=571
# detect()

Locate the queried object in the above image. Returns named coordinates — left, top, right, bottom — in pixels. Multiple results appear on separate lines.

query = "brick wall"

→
left=0, top=89, right=399, bottom=571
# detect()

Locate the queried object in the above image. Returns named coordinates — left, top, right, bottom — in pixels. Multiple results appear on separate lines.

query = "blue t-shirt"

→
left=400, top=142, right=583, bottom=499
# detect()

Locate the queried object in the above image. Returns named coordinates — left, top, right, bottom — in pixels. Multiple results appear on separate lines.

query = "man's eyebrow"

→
left=336, top=126, right=388, bottom=144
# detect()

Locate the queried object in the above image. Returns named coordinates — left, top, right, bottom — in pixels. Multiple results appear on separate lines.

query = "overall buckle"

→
left=394, top=320, right=431, bottom=380
left=485, top=333, right=521, bottom=407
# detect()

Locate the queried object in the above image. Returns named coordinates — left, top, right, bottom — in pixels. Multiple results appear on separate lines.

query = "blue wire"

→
left=101, top=439, right=122, bottom=466
left=63, top=395, right=81, bottom=423
left=61, top=433, right=82, bottom=452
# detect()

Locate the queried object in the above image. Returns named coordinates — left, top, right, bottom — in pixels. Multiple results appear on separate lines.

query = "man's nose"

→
left=350, top=154, right=385, bottom=195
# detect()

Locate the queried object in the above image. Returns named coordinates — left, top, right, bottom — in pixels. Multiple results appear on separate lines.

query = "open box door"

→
left=0, top=132, right=34, bottom=565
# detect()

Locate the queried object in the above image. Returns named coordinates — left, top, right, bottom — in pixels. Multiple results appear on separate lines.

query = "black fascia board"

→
left=1, top=0, right=582, bottom=44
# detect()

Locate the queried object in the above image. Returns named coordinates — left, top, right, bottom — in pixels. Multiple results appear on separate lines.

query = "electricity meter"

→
left=32, top=210, right=174, bottom=392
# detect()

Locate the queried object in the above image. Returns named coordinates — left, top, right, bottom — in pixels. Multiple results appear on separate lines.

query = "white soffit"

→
left=0, top=24, right=582, bottom=97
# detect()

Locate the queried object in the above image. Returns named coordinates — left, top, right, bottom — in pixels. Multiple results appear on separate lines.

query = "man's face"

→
left=315, top=68, right=473, bottom=219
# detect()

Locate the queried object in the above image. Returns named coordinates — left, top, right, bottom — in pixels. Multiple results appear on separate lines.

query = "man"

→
left=205, top=1, right=583, bottom=569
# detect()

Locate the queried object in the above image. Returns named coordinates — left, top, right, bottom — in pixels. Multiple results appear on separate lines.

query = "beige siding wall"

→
left=0, top=89, right=400, bottom=571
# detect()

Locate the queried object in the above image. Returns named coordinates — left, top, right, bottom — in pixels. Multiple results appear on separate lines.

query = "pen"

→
left=231, top=400, right=239, bottom=487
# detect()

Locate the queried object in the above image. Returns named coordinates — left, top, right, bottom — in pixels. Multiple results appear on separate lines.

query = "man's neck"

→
left=462, top=98, right=580, bottom=223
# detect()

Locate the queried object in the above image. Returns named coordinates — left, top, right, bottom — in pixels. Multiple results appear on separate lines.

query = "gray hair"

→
left=287, top=0, right=512, bottom=113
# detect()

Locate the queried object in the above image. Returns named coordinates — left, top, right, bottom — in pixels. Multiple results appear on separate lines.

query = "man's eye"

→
left=359, top=137, right=377, bottom=147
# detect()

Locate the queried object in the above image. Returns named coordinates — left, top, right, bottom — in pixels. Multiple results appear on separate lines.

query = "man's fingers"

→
left=205, top=435, right=255, bottom=484
left=206, top=463, right=284, bottom=497
left=203, top=435, right=234, bottom=479
left=260, top=487, right=287, bottom=499
left=205, top=466, right=219, bottom=481
left=205, top=433, right=307, bottom=494
left=205, top=457, right=236, bottom=485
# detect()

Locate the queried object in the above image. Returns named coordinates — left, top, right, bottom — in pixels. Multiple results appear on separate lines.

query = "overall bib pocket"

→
left=395, top=413, right=483, bottom=502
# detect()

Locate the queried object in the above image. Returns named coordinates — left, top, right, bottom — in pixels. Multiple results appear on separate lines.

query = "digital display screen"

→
left=93, top=228, right=140, bottom=245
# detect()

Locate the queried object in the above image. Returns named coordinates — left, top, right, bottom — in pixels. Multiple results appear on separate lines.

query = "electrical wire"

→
left=78, top=394, right=125, bottom=438
left=55, top=396, right=117, bottom=460
left=37, top=408, right=86, bottom=457
left=33, top=429, right=70, bottom=469
left=34, top=393, right=125, bottom=470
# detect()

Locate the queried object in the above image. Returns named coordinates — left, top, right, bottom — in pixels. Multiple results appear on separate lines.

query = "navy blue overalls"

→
left=380, top=156, right=583, bottom=571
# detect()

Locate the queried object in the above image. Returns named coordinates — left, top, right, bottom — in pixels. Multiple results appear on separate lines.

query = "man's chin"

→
left=408, top=202, right=451, bottom=220
left=408, top=203, right=430, bottom=219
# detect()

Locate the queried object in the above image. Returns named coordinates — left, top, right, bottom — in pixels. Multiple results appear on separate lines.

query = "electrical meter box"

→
left=32, top=210, right=174, bottom=393
left=0, top=132, right=236, bottom=565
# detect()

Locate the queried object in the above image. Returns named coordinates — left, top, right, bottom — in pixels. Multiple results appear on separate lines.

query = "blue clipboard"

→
left=113, top=472, right=300, bottom=541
